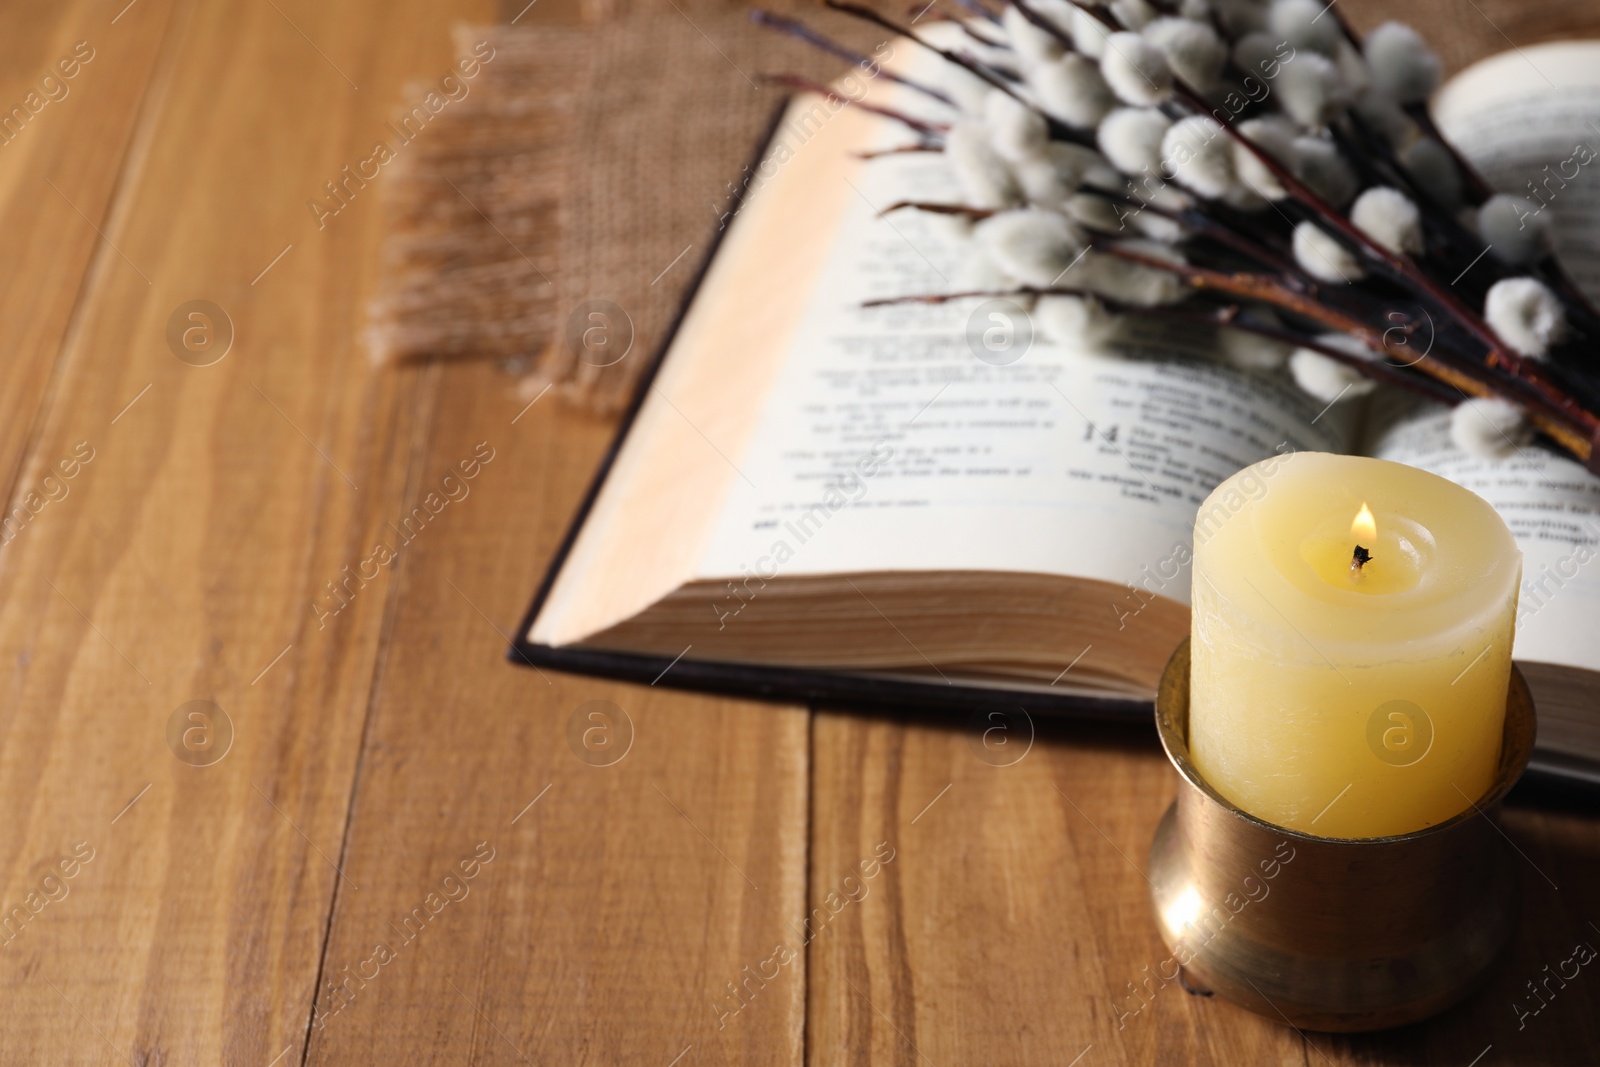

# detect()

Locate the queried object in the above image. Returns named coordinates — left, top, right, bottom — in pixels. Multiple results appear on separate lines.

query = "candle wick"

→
left=1351, top=544, right=1373, bottom=574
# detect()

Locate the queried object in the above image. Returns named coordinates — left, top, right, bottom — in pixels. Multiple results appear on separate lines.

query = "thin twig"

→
left=857, top=144, right=943, bottom=158
left=1166, top=78, right=1596, bottom=450
left=1073, top=186, right=1303, bottom=275
left=864, top=287, right=1460, bottom=405
left=823, top=0, right=1016, bottom=96
left=948, top=0, right=1002, bottom=23
left=956, top=18, right=1009, bottom=50
left=1322, top=1, right=1600, bottom=342
left=749, top=11, right=958, bottom=107
left=879, top=200, right=995, bottom=218
left=1008, top=0, right=1074, bottom=48
left=759, top=74, right=949, bottom=137
left=822, top=0, right=1096, bottom=146
left=1093, top=241, right=1592, bottom=456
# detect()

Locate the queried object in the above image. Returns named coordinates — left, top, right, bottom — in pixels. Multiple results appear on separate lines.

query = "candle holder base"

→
left=1148, top=639, right=1535, bottom=1033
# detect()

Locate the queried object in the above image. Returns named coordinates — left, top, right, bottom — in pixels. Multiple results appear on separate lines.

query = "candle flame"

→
left=1351, top=502, right=1377, bottom=543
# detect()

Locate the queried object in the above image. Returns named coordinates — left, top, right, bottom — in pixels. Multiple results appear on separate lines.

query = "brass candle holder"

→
left=1148, top=639, right=1535, bottom=1032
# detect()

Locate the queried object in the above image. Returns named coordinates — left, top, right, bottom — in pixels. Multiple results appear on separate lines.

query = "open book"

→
left=516, top=37, right=1600, bottom=785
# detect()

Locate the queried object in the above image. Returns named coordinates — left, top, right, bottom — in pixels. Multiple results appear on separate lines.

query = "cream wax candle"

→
left=1189, top=452, right=1521, bottom=839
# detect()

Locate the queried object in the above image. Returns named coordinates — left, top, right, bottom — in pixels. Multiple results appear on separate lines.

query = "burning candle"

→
left=1189, top=452, right=1521, bottom=838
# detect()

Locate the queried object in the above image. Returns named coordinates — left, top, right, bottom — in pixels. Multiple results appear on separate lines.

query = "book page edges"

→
left=529, top=98, right=880, bottom=647
left=573, top=569, right=1189, bottom=695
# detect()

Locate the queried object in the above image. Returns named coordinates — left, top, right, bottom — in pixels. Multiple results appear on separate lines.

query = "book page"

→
left=694, top=107, right=1351, bottom=598
left=1434, top=41, right=1600, bottom=293
left=1431, top=44, right=1600, bottom=687
left=1369, top=402, right=1600, bottom=673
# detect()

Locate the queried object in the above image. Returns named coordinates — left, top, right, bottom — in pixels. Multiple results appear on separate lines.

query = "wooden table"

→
left=2, top=0, right=1597, bottom=1063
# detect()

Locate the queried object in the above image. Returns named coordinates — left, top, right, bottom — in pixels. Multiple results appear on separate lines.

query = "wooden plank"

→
left=303, top=361, right=812, bottom=1065
left=0, top=0, right=494, bottom=1062
left=0, top=0, right=179, bottom=509
left=808, top=714, right=1600, bottom=1065
left=1, top=1, right=1592, bottom=1066
left=806, top=712, right=1308, bottom=1066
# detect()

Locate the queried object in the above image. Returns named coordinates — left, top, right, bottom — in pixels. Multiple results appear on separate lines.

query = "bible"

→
left=515, top=37, right=1600, bottom=787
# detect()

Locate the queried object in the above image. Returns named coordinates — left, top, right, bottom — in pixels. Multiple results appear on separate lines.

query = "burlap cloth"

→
left=365, top=0, right=1600, bottom=412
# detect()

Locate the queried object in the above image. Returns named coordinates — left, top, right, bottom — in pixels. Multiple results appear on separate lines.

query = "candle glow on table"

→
left=1189, top=452, right=1521, bottom=839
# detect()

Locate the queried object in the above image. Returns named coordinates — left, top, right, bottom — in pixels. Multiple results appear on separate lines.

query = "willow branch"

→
left=750, top=11, right=958, bottom=107
left=758, top=74, right=949, bottom=137
left=1095, top=242, right=1592, bottom=459
left=1167, top=80, right=1598, bottom=446
left=863, top=288, right=1460, bottom=405
left=947, top=0, right=1003, bottom=22
left=1332, top=110, right=1600, bottom=354
left=1321, top=6, right=1600, bottom=336
left=879, top=200, right=994, bottom=218
left=1073, top=186, right=1303, bottom=276
left=1195, top=309, right=1463, bottom=406
left=954, top=16, right=1008, bottom=49
left=822, top=0, right=1017, bottom=96
left=1008, top=0, right=1074, bottom=47
left=857, top=144, right=942, bottom=158
left=821, top=0, right=1096, bottom=146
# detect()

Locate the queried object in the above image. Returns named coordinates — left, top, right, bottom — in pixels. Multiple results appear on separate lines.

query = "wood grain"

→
left=0, top=0, right=1597, bottom=1064
left=302, top=364, right=811, bottom=1066
left=806, top=712, right=1600, bottom=1065
left=0, top=0, right=493, bottom=1062
left=0, top=0, right=179, bottom=518
left=806, top=712, right=1305, bottom=1066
